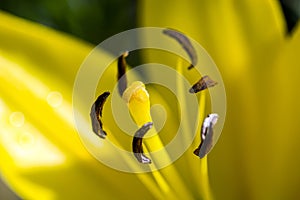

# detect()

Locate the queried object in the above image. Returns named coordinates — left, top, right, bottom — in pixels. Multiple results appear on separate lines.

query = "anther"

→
left=194, top=113, right=218, bottom=158
left=163, top=28, right=197, bottom=70
left=90, top=91, right=110, bottom=139
left=132, top=122, right=153, bottom=164
left=189, top=75, right=218, bottom=93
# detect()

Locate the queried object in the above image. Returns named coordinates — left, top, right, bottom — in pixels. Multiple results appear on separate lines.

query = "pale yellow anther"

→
left=122, top=81, right=152, bottom=127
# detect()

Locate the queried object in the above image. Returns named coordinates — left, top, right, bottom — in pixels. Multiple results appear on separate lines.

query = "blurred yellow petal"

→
left=139, top=0, right=285, bottom=74
left=0, top=11, right=158, bottom=200
left=244, top=24, right=300, bottom=200
left=139, top=0, right=300, bottom=199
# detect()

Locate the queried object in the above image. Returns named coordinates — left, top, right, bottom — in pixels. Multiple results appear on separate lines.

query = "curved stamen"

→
left=132, top=122, right=153, bottom=164
left=194, top=113, right=218, bottom=158
left=163, top=28, right=197, bottom=70
left=90, top=91, right=110, bottom=139
left=117, top=51, right=129, bottom=96
left=189, top=75, right=218, bottom=93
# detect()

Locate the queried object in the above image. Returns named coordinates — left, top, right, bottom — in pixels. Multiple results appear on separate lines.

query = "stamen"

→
left=123, top=80, right=193, bottom=198
left=90, top=91, right=110, bottom=139
left=189, top=75, right=218, bottom=93
left=194, top=113, right=219, bottom=158
left=132, top=122, right=153, bottom=164
left=117, top=51, right=129, bottom=96
left=163, top=28, right=197, bottom=70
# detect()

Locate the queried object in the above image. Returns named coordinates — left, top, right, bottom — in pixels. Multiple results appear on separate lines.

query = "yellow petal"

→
left=0, top=11, right=158, bottom=199
left=139, top=0, right=300, bottom=199
left=139, top=0, right=285, bottom=76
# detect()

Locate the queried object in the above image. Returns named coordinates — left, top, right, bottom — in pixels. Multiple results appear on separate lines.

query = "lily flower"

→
left=72, top=26, right=226, bottom=199
left=1, top=0, right=299, bottom=199
left=139, top=0, right=300, bottom=199
left=0, top=10, right=225, bottom=200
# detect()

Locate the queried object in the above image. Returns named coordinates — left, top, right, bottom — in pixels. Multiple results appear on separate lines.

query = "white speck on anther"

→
left=202, top=113, right=219, bottom=135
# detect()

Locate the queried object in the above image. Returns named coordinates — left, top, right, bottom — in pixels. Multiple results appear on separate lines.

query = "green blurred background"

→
left=0, top=0, right=299, bottom=199
left=0, top=0, right=137, bottom=45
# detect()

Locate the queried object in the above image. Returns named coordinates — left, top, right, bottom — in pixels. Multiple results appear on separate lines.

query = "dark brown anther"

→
left=117, top=51, right=129, bottom=96
left=163, top=28, right=197, bottom=70
left=194, top=114, right=218, bottom=158
left=189, top=75, right=218, bottom=93
left=90, top=91, right=110, bottom=139
left=132, top=122, right=153, bottom=164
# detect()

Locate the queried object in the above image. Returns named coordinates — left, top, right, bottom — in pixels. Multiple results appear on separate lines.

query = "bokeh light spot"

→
left=9, top=112, right=25, bottom=127
left=47, top=91, right=63, bottom=108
